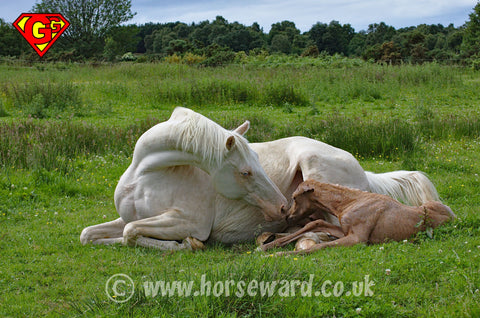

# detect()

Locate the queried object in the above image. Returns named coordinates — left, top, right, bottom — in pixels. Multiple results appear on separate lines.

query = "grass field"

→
left=1, top=59, right=480, bottom=317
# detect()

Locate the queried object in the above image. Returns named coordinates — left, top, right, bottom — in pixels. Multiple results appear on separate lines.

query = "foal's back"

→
left=364, top=199, right=454, bottom=244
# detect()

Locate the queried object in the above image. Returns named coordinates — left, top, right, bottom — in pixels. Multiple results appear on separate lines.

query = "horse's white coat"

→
left=80, top=108, right=440, bottom=249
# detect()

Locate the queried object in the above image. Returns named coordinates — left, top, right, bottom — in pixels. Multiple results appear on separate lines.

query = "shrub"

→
left=183, top=52, right=206, bottom=65
left=7, top=81, right=82, bottom=118
left=0, top=99, right=8, bottom=117
left=263, top=83, right=309, bottom=107
left=301, top=45, right=320, bottom=58
left=121, top=52, right=137, bottom=61
left=200, top=44, right=236, bottom=67
left=164, top=54, right=182, bottom=64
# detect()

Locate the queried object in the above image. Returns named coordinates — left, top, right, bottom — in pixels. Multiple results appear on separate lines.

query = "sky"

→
left=1, top=0, right=477, bottom=32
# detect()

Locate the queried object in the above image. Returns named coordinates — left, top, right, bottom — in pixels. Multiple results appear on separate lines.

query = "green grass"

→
left=1, top=60, right=480, bottom=317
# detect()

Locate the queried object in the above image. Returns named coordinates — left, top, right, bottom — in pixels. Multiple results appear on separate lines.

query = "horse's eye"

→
left=241, top=171, right=252, bottom=177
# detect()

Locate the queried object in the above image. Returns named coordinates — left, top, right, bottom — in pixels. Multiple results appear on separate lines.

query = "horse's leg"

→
left=80, top=217, right=126, bottom=245
left=261, top=219, right=344, bottom=251
left=123, top=209, right=209, bottom=251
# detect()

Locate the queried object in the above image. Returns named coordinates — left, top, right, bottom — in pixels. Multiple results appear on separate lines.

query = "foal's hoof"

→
left=295, top=238, right=318, bottom=251
left=184, top=237, right=205, bottom=251
left=256, top=232, right=276, bottom=246
left=316, top=232, right=334, bottom=242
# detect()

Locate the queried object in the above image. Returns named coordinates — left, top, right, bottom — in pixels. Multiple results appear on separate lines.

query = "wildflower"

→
left=385, top=269, right=391, bottom=275
left=356, top=308, right=362, bottom=314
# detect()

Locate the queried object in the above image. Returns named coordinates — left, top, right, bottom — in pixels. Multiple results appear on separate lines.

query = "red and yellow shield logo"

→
left=13, top=13, right=70, bottom=57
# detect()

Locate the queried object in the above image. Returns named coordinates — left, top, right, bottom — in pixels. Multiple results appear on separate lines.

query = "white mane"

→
left=169, top=107, right=252, bottom=167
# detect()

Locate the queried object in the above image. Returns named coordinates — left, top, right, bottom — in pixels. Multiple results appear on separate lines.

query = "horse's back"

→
left=252, top=137, right=369, bottom=191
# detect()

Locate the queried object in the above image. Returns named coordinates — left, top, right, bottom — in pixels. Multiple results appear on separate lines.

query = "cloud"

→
left=1, top=0, right=476, bottom=32
left=130, top=0, right=475, bottom=31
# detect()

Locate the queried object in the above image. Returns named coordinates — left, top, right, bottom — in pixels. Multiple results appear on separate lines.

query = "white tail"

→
left=365, top=170, right=440, bottom=206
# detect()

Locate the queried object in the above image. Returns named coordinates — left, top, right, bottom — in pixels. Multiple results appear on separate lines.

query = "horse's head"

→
left=212, top=121, right=288, bottom=221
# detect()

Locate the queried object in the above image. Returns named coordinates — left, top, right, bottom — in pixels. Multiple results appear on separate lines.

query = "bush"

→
left=301, top=45, right=320, bottom=58
left=121, top=52, right=137, bottom=61
left=164, top=54, right=182, bottom=64
left=471, top=56, right=480, bottom=71
left=200, top=44, right=236, bottom=67
left=7, top=81, right=82, bottom=118
left=183, top=52, right=206, bottom=65
left=263, top=83, right=309, bottom=107
left=0, top=99, right=8, bottom=117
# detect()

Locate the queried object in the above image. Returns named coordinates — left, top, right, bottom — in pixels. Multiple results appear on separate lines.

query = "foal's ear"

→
left=300, top=184, right=315, bottom=194
left=233, top=120, right=250, bottom=136
left=226, top=135, right=236, bottom=150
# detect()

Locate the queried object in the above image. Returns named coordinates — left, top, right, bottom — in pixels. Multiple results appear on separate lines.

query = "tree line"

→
left=1, top=0, right=480, bottom=65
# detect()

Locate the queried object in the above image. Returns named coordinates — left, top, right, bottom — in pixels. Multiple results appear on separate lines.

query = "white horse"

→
left=80, top=107, right=288, bottom=250
left=81, top=107, right=439, bottom=249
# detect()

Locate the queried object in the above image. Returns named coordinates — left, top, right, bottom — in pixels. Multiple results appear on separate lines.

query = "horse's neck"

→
left=133, top=123, right=219, bottom=175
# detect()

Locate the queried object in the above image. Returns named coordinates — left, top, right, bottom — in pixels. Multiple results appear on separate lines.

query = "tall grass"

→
left=1, top=61, right=479, bottom=169
left=1, top=62, right=471, bottom=114
left=0, top=117, right=160, bottom=170
left=2, top=114, right=480, bottom=171
left=1, top=61, right=480, bottom=317
left=4, top=81, right=82, bottom=118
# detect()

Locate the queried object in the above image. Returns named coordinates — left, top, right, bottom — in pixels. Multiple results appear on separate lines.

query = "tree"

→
left=270, top=34, right=291, bottom=53
left=0, top=18, right=30, bottom=56
left=365, top=22, right=396, bottom=46
left=462, top=1, right=480, bottom=57
left=347, top=31, right=367, bottom=56
left=268, top=21, right=302, bottom=53
left=307, top=21, right=354, bottom=55
left=33, top=0, right=136, bottom=57
left=103, top=25, right=140, bottom=60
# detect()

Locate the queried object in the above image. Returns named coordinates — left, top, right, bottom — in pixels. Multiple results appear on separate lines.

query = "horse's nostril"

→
left=280, top=205, right=287, bottom=214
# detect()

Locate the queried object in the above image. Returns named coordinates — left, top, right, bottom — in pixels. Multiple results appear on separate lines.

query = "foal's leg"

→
left=123, top=209, right=209, bottom=251
left=80, top=217, right=126, bottom=245
left=279, top=233, right=362, bottom=255
left=279, top=220, right=374, bottom=255
left=261, top=219, right=344, bottom=251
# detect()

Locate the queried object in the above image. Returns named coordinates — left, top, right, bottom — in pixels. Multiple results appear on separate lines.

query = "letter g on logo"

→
left=105, top=273, right=135, bottom=303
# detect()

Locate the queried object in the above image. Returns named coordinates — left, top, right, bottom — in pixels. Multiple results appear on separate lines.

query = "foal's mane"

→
left=169, top=107, right=251, bottom=167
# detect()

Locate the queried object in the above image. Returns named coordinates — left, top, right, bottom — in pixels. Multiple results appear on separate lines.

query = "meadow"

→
left=0, top=57, right=480, bottom=317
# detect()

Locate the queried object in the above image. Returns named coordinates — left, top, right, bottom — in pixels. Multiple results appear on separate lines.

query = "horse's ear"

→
left=233, top=120, right=250, bottom=136
left=226, top=135, right=236, bottom=151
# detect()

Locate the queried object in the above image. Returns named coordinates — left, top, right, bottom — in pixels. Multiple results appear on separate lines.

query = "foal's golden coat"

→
left=261, top=180, right=455, bottom=254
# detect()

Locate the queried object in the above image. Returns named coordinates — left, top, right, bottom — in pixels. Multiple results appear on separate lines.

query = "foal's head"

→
left=287, top=181, right=320, bottom=224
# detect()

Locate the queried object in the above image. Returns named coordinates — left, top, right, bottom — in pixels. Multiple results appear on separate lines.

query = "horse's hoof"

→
left=184, top=237, right=205, bottom=251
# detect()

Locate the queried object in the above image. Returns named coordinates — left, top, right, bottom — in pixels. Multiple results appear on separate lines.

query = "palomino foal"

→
left=261, top=179, right=455, bottom=254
